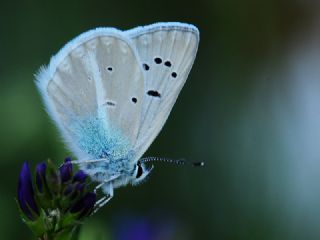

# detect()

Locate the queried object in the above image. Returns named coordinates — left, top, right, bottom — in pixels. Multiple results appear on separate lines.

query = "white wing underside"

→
left=126, top=23, right=199, bottom=160
left=36, top=23, right=199, bottom=164
left=36, top=29, right=144, bottom=160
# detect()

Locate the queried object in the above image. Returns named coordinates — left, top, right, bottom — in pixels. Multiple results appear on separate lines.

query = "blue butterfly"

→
left=36, top=22, right=199, bottom=209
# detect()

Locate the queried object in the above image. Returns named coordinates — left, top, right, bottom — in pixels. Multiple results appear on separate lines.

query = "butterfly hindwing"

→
left=126, top=22, right=199, bottom=161
left=36, top=29, right=144, bottom=160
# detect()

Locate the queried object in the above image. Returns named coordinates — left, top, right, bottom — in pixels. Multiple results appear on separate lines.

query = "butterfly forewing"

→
left=93, top=35, right=144, bottom=146
left=126, top=23, right=199, bottom=161
left=36, top=29, right=144, bottom=160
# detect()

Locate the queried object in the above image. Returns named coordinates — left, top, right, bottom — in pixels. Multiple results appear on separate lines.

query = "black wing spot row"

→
left=147, top=90, right=161, bottom=98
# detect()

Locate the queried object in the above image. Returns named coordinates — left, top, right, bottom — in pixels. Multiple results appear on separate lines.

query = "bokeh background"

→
left=2, top=0, right=320, bottom=239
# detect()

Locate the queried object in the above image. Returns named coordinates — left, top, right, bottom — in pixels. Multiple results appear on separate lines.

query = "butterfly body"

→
left=36, top=22, right=199, bottom=200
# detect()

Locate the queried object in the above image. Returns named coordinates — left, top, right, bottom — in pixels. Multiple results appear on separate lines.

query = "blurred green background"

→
left=2, top=0, right=320, bottom=239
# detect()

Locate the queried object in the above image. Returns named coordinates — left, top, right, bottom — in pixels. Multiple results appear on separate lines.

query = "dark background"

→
left=2, top=0, right=320, bottom=239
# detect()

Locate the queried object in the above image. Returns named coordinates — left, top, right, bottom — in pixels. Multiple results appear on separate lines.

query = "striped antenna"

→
left=140, top=157, right=204, bottom=167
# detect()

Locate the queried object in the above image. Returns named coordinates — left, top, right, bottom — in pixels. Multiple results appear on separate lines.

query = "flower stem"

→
left=39, top=226, right=79, bottom=240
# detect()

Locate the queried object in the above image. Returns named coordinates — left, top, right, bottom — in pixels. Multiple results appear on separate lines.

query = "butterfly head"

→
left=131, top=161, right=154, bottom=185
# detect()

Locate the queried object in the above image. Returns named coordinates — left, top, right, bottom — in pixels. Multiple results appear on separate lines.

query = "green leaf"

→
left=60, top=212, right=82, bottom=229
left=24, top=209, right=48, bottom=237
left=53, top=226, right=79, bottom=240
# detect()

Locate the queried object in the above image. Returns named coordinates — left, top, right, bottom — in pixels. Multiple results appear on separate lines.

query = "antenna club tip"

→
left=192, top=162, right=205, bottom=167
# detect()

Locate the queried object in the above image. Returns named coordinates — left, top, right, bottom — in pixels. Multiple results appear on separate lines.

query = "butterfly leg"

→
left=94, top=174, right=120, bottom=193
left=70, top=158, right=109, bottom=165
left=93, top=183, right=114, bottom=213
left=59, top=158, right=109, bottom=168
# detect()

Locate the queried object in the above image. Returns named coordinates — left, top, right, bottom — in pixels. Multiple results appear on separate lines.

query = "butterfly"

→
left=36, top=22, right=199, bottom=208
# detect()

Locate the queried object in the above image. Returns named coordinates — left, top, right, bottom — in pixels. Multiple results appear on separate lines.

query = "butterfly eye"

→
left=136, top=164, right=143, bottom=178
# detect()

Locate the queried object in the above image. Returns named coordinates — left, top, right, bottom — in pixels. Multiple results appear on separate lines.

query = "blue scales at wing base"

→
left=69, top=116, right=134, bottom=179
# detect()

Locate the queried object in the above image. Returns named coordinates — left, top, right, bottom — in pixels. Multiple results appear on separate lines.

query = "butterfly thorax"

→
left=80, top=155, right=135, bottom=183
left=79, top=155, right=152, bottom=191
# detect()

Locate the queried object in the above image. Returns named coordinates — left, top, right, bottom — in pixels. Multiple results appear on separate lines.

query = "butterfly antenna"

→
left=140, top=157, right=204, bottom=167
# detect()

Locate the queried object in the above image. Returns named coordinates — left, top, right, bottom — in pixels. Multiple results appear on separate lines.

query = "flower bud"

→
left=17, top=162, right=39, bottom=220
left=73, top=170, right=87, bottom=183
left=70, top=192, right=96, bottom=218
left=35, top=162, right=46, bottom=193
left=59, top=157, right=72, bottom=183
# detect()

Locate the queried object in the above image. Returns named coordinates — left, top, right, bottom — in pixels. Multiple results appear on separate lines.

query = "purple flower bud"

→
left=75, top=183, right=84, bottom=192
left=59, top=157, right=72, bottom=183
left=35, top=162, right=46, bottom=193
left=63, top=185, right=73, bottom=196
left=70, top=192, right=96, bottom=218
left=73, top=170, right=87, bottom=183
left=17, top=162, right=39, bottom=220
left=70, top=183, right=85, bottom=200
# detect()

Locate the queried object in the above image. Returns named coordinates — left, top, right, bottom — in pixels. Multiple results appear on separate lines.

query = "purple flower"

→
left=68, top=182, right=86, bottom=200
left=59, top=157, right=72, bottom=182
left=63, top=185, right=73, bottom=196
left=17, top=162, right=39, bottom=220
left=63, top=182, right=85, bottom=197
left=61, top=169, right=87, bottom=197
left=35, top=162, right=46, bottom=193
left=75, top=182, right=85, bottom=192
left=73, top=170, right=87, bottom=183
left=17, top=157, right=97, bottom=240
left=70, top=192, right=96, bottom=218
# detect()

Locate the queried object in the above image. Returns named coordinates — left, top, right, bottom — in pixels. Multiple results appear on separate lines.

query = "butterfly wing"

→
left=125, top=22, right=200, bottom=161
left=36, top=28, right=145, bottom=160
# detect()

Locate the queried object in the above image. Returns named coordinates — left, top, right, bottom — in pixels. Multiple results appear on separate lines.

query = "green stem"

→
left=39, top=226, right=79, bottom=240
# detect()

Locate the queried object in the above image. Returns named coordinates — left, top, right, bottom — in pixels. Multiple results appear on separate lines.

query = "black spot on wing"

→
left=171, top=72, right=177, bottom=78
left=164, top=61, right=172, bottom=67
left=143, top=63, right=150, bottom=71
left=147, top=90, right=161, bottom=98
left=107, top=102, right=115, bottom=106
left=104, top=101, right=116, bottom=107
left=154, top=57, right=162, bottom=64
left=132, top=97, right=137, bottom=103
